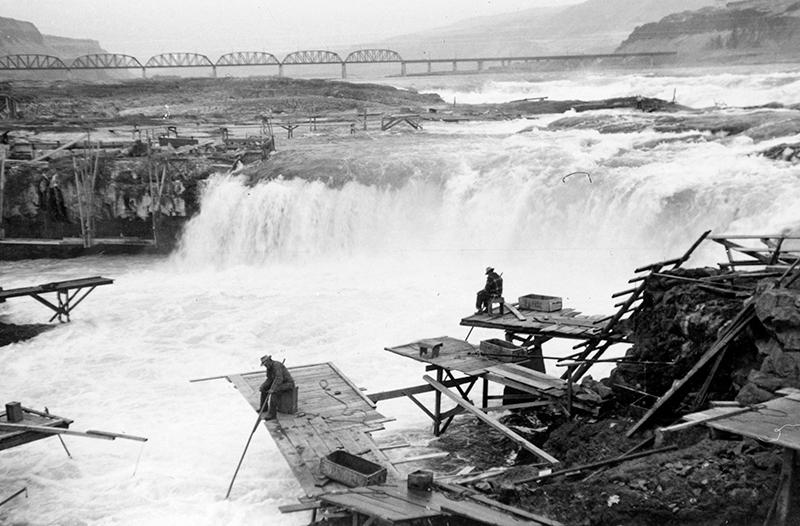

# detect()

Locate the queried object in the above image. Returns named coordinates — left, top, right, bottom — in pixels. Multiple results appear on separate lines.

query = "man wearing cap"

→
left=476, top=266, right=503, bottom=314
left=259, top=355, right=295, bottom=420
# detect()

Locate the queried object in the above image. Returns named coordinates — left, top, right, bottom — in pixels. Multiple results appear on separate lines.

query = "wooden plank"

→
left=659, top=405, right=758, bottom=434
left=392, top=452, right=449, bottom=464
left=434, top=482, right=563, bottom=526
left=485, top=401, right=552, bottom=412
left=435, top=496, right=533, bottom=526
left=278, top=501, right=321, bottom=513
left=626, top=303, right=755, bottom=437
left=367, top=376, right=477, bottom=402
left=503, top=303, right=527, bottom=321
left=423, top=375, right=559, bottom=465
left=488, top=365, right=565, bottom=391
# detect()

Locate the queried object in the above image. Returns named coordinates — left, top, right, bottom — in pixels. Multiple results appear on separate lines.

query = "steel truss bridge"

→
left=0, top=49, right=677, bottom=78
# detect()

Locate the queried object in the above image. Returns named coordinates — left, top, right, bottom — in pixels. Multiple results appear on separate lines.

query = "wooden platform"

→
left=317, top=483, right=559, bottom=526
left=0, top=276, right=113, bottom=322
left=225, top=362, right=398, bottom=496
left=461, top=307, right=627, bottom=342
left=385, top=336, right=526, bottom=376
left=0, top=406, right=72, bottom=451
left=677, top=391, right=800, bottom=526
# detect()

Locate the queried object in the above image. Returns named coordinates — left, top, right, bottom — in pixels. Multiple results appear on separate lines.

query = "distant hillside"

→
left=0, top=16, right=105, bottom=59
left=368, top=0, right=716, bottom=58
left=617, top=0, right=800, bottom=62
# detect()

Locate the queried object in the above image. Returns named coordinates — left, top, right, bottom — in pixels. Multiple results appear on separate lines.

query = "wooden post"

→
left=72, top=156, right=87, bottom=247
left=765, top=447, right=800, bottom=526
left=482, top=377, right=489, bottom=410
left=149, top=164, right=158, bottom=248
left=434, top=367, right=442, bottom=436
left=0, top=153, right=5, bottom=239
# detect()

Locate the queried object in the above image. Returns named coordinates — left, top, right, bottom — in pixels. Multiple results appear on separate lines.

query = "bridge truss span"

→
left=344, top=49, right=403, bottom=63
left=0, top=54, right=68, bottom=70
left=71, top=54, right=143, bottom=70
left=282, top=50, right=343, bottom=65
left=216, top=51, right=280, bottom=67
left=146, top=53, right=214, bottom=68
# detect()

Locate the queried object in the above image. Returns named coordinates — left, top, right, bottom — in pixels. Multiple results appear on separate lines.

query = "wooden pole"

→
left=423, top=374, right=560, bottom=465
left=0, top=153, right=6, bottom=239
left=72, top=156, right=87, bottom=246
left=225, top=395, right=271, bottom=499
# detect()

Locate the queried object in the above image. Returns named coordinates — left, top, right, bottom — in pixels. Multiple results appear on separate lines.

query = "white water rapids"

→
left=2, top=68, right=800, bottom=525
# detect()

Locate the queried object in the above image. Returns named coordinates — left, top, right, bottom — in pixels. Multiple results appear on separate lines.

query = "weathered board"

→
left=460, top=307, right=629, bottom=342
left=684, top=394, right=800, bottom=450
left=385, top=336, right=530, bottom=376
left=317, top=483, right=560, bottom=526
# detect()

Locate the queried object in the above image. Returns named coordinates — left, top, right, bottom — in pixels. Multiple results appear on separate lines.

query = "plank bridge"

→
left=0, top=49, right=677, bottom=79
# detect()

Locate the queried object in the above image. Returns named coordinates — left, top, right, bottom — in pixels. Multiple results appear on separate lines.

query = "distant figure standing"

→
left=476, top=267, right=503, bottom=314
left=259, top=355, right=295, bottom=420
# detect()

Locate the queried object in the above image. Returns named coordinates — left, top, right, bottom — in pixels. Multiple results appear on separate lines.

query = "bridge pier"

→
left=279, top=64, right=284, bottom=77
left=401, top=62, right=406, bottom=76
left=477, top=60, right=483, bottom=72
left=427, top=62, right=432, bottom=73
left=452, top=61, right=457, bottom=72
left=141, top=67, right=147, bottom=79
left=211, top=65, right=217, bottom=78
left=341, top=63, right=346, bottom=79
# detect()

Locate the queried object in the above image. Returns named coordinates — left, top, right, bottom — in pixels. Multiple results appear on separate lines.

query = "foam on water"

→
left=394, top=65, right=800, bottom=108
left=2, top=71, right=800, bottom=525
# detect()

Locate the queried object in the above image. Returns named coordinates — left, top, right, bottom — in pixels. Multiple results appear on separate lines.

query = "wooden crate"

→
left=519, top=294, right=562, bottom=312
left=479, top=339, right=526, bottom=362
left=319, top=450, right=387, bottom=487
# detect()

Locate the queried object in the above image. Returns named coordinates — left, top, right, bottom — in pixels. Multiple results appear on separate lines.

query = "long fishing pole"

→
left=225, top=394, right=271, bottom=499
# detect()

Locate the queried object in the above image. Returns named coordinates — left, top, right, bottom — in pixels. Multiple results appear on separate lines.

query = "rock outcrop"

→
left=617, top=0, right=800, bottom=62
left=0, top=16, right=105, bottom=58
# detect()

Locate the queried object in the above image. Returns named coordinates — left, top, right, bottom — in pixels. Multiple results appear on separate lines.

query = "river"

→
left=2, top=66, right=800, bottom=525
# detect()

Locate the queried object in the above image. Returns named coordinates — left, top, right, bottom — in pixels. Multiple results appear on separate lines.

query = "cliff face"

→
left=616, top=0, right=800, bottom=61
left=373, top=0, right=716, bottom=58
left=0, top=16, right=105, bottom=59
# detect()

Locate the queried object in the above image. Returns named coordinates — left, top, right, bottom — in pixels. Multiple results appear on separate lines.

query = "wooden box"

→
left=479, top=339, right=526, bottom=362
left=419, top=339, right=442, bottom=358
left=519, top=294, right=562, bottom=312
left=320, top=450, right=387, bottom=487
left=407, top=470, right=434, bottom=491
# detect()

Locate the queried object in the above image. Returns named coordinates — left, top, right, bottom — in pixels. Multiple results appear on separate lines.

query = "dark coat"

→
left=261, top=360, right=295, bottom=393
left=484, top=271, right=503, bottom=296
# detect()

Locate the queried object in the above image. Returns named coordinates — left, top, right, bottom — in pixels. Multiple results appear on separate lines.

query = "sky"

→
left=0, top=0, right=582, bottom=58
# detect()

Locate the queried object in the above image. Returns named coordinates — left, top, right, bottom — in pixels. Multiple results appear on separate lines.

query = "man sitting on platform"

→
left=259, top=354, right=295, bottom=420
left=476, top=266, right=503, bottom=314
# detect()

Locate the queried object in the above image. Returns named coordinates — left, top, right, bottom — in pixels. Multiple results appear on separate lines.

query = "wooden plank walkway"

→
left=0, top=406, right=72, bottom=451
left=461, top=307, right=626, bottom=342
left=318, top=484, right=559, bottom=526
left=385, top=336, right=529, bottom=376
left=0, top=276, right=114, bottom=322
left=226, top=362, right=398, bottom=497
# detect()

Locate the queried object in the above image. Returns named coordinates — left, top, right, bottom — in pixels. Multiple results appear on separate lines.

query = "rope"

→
left=318, top=379, right=369, bottom=423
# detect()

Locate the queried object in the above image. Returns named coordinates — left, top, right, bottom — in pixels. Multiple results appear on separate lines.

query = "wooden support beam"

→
left=626, top=303, right=755, bottom=437
left=517, top=445, right=677, bottom=484
left=422, top=375, right=560, bottom=465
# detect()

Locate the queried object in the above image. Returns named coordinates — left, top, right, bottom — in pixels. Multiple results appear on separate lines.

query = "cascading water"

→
left=2, top=70, right=800, bottom=526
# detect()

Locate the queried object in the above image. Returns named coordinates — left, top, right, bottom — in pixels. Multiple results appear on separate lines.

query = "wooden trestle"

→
left=0, top=276, right=113, bottom=322
left=380, top=336, right=562, bottom=465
